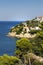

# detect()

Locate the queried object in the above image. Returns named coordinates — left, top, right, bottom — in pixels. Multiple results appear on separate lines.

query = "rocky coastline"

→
left=8, top=32, right=36, bottom=38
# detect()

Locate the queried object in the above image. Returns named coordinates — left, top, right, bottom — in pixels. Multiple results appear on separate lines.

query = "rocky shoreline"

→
left=8, top=32, right=36, bottom=38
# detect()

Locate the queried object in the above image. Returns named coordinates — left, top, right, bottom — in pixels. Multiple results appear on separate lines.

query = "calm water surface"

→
left=0, top=21, right=20, bottom=55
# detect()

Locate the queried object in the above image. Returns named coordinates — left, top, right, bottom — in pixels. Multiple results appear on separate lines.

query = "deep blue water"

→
left=0, top=21, right=20, bottom=55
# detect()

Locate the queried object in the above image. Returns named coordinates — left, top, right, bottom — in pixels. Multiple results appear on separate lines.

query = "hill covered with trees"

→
left=0, top=18, right=43, bottom=65
left=8, top=18, right=42, bottom=38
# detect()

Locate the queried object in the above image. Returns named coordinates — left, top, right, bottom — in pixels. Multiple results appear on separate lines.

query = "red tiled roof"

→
left=38, top=16, right=43, bottom=18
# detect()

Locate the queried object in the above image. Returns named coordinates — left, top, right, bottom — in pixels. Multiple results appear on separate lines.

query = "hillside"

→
left=1, top=17, right=43, bottom=65
left=8, top=17, right=42, bottom=38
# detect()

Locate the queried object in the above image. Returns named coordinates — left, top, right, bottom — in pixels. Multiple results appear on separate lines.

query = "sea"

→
left=0, top=21, right=20, bottom=56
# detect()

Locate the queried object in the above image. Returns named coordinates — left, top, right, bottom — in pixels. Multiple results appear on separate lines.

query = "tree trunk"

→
left=28, top=58, right=31, bottom=65
left=23, top=56, right=27, bottom=65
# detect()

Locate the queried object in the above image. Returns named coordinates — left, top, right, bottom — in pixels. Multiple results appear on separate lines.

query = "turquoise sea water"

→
left=0, top=21, right=20, bottom=55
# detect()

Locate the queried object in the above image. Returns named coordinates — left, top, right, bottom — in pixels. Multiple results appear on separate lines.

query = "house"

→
left=35, top=16, right=43, bottom=23
left=35, top=27, right=41, bottom=30
left=30, top=26, right=41, bottom=30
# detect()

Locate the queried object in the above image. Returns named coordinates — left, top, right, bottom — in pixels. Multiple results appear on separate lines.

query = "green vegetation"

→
left=10, top=23, right=24, bottom=34
left=16, top=38, right=32, bottom=55
left=32, top=60, right=43, bottom=65
left=30, top=30, right=39, bottom=34
left=9, top=19, right=41, bottom=35
left=39, top=21, right=43, bottom=29
left=29, top=22, right=43, bottom=57
left=26, top=20, right=39, bottom=27
left=0, top=54, right=21, bottom=65
left=16, top=21, right=43, bottom=65
left=0, top=20, right=43, bottom=65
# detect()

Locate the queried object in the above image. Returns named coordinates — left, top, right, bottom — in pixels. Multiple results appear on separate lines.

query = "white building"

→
left=35, top=27, right=41, bottom=30
left=35, top=16, right=43, bottom=23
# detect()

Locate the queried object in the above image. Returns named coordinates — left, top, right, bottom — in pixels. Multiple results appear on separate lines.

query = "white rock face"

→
left=8, top=32, right=16, bottom=37
left=28, top=53, right=43, bottom=62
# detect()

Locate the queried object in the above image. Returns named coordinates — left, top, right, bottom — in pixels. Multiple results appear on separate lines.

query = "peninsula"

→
left=8, top=16, right=42, bottom=38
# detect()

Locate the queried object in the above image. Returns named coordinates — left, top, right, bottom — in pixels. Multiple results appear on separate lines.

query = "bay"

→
left=0, top=21, right=20, bottom=55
